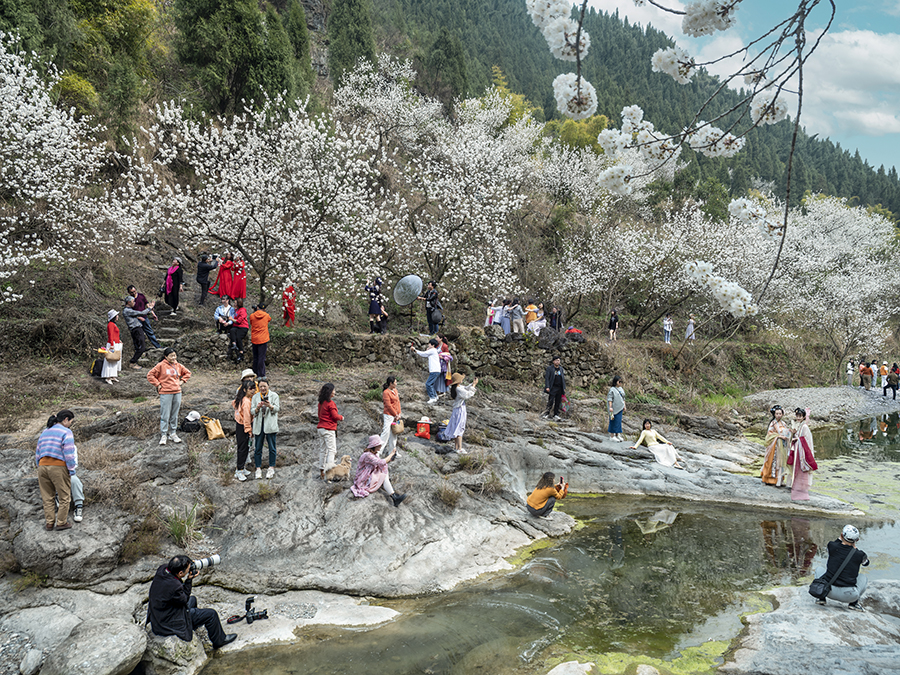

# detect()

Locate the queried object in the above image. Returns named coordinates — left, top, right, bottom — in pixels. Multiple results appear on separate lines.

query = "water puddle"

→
left=201, top=495, right=900, bottom=675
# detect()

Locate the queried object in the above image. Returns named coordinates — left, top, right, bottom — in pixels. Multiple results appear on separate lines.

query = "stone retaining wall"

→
left=173, top=326, right=616, bottom=389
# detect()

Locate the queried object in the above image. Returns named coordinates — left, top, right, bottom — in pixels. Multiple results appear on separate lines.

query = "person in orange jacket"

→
left=249, top=303, right=272, bottom=378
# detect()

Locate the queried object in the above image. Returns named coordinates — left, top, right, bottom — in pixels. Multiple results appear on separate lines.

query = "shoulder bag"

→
left=201, top=416, right=226, bottom=440
left=809, top=548, right=858, bottom=599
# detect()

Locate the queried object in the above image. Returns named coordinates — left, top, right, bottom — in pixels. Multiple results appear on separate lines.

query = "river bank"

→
left=0, top=366, right=894, bottom=675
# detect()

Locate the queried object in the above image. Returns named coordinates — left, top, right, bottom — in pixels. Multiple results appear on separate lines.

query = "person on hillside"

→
left=127, top=284, right=162, bottom=349
left=880, top=361, right=889, bottom=390
left=437, top=373, right=478, bottom=454
left=814, top=525, right=870, bottom=610
left=35, top=410, right=77, bottom=531
left=608, top=310, right=619, bottom=341
left=859, top=360, right=866, bottom=388
left=893, top=362, right=900, bottom=376
left=249, top=303, right=272, bottom=378
left=209, top=252, right=234, bottom=298
left=251, top=379, right=279, bottom=479
left=282, top=285, right=296, bottom=327
left=496, top=299, right=511, bottom=335
left=547, top=306, right=561, bottom=331
left=861, top=362, right=874, bottom=390
left=761, top=405, right=792, bottom=487
left=229, top=298, right=249, bottom=364
left=417, top=281, right=442, bottom=334
left=411, top=338, right=442, bottom=404
left=527, top=304, right=547, bottom=335
left=542, top=355, right=565, bottom=420
left=214, top=295, right=234, bottom=334
left=607, top=375, right=627, bottom=442
left=231, top=257, right=247, bottom=300
left=147, top=555, right=236, bottom=649
left=630, top=419, right=684, bottom=468
left=380, top=375, right=402, bottom=458
left=102, top=309, right=123, bottom=385
left=317, top=383, right=343, bottom=480
left=526, top=472, right=568, bottom=517
left=239, top=368, right=258, bottom=394
left=846, top=360, right=855, bottom=387
left=884, top=369, right=899, bottom=400
left=663, top=314, right=673, bottom=345
left=524, top=300, right=538, bottom=325
left=436, top=339, right=453, bottom=397
left=485, top=300, right=496, bottom=327
left=685, top=314, right=696, bottom=342
left=365, top=277, right=383, bottom=334
left=147, top=348, right=191, bottom=446
left=509, top=298, right=525, bottom=334
left=232, top=380, right=254, bottom=482
left=789, top=407, right=817, bottom=501
left=164, top=257, right=184, bottom=316
left=196, top=254, right=219, bottom=306
left=351, top=435, right=407, bottom=506
left=123, top=295, right=155, bottom=370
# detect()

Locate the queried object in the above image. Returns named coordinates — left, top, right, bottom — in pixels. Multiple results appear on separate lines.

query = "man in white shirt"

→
left=411, top=338, right=441, bottom=404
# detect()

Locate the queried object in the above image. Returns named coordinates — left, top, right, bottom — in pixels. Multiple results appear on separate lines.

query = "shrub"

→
left=480, top=470, right=504, bottom=497
left=457, top=452, right=493, bottom=472
left=435, top=481, right=461, bottom=508
left=166, top=502, right=205, bottom=549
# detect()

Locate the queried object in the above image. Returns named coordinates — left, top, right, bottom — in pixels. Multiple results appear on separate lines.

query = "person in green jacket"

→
left=251, top=379, right=280, bottom=479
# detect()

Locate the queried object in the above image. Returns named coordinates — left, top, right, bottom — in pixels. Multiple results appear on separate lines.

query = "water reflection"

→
left=813, top=412, right=900, bottom=461
left=202, top=498, right=900, bottom=675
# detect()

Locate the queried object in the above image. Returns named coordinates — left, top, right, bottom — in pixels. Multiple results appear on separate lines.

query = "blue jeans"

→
left=141, top=319, right=162, bottom=349
left=159, top=392, right=182, bottom=436
left=254, top=433, right=277, bottom=468
left=664, top=329, right=671, bottom=343
left=425, top=372, right=440, bottom=399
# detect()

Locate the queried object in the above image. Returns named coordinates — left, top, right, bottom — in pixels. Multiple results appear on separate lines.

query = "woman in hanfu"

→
left=282, top=285, right=296, bottom=327
left=351, top=435, right=406, bottom=507
left=231, top=257, right=247, bottom=299
left=435, top=341, right=453, bottom=396
left=789, top=407, right=818, bottom=501
left=761, top=405, right=792, bottom=487
left=209, top=252, right=234, bottom=298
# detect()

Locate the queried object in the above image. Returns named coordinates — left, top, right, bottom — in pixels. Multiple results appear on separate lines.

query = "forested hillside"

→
left=374, top=0, right=900, bottom=214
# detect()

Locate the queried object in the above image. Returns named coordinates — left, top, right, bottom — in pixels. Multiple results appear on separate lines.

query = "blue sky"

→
left=590, top=0, right=900, bottom=172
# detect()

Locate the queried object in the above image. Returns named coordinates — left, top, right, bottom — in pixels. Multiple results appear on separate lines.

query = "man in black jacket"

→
left=542, top=356, right=565, bottom=420
left=196, top=254, right=219, bottom=306
left=814, top=524, right=870, bottom=610
left=147, top=555, right=236, bottom=647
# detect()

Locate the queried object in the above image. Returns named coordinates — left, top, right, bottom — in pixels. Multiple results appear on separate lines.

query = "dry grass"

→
left=457, top=451, right=494, bottom=473
left=119, top=515, right=163, bottom=563
left=435, top=481, right=462, bottom=508
left=480, top=470, right=505, bottom=497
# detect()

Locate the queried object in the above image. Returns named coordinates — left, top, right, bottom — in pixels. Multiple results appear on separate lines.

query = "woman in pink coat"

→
left=351, top=435, right=406, bottom=507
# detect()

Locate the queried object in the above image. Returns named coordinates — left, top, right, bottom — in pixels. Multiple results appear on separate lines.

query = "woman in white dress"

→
left=101, top=309, right=123, bottom=384
left=685, top=314, right=696, bottom=342
left=437, top=373, right=478, bottom=454
left=630, top=419, right=684, bottom=468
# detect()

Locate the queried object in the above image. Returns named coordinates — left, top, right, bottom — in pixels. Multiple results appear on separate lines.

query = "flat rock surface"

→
left=744, top=386, right=900, bottom=423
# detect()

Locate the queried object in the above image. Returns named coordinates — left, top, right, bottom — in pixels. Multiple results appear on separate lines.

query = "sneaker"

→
left=457, top=448, right=468, bottom=455
left=848, top=601, right=864, bottom=612
left=391, top=492, right=407, bottom=508
left=234, top=470, right=247, bottom=482
left=266, top=467, right=275, bottom=479
left=170, top=433, right=182, bottom=444
left=73, top=505, right=83, bottom=522
left=815, top=598, right=826, bottom=606
left=540, top=412, right=549, bottom=419
left=255, top=468, right=262, bottom=480
left=159, top=435, right=167, bottom=446
left=553, top=415, right=562, bottom=421
left=170, top=311, right=177, bottom=316
left=240, top=469, right=251, bottom=477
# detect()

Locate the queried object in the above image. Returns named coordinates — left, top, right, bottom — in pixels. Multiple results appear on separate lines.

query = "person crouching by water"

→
left=630, top=419, right=684, bottom=469
left=814, top=525, right=869, bottom=610
left=351, top=435, right=407, bottom=507
left=526, top=472, right=568, bottom=517
left=789, top=407, right=817, bottom=501
left=147, top=555, right=236, bottom=649
left=761, top=405, right=792, bottom=487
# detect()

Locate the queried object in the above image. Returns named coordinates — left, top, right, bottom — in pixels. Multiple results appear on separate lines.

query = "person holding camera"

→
left=196, top=254, right=219, bottom=306
left=526, top=472, right=568, bottom=517
left=251, top=379, right=279, bottom=479
left=147, top=555, right=236, bottom=649
left=249, top=303, right=272, bottom=378
left=814, top=524, right=870, bottom=610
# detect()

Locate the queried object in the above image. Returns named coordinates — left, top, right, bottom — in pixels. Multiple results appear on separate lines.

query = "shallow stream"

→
left=201, top=495, right=900, bottom=675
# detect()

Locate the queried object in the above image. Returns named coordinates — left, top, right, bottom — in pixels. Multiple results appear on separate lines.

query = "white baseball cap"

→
left=842, top=524, right=860, bottom=542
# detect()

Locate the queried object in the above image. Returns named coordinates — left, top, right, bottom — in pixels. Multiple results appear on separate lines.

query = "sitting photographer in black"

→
left=814, top=524, right=870, bottom=610
left=147, top=555, right=236, bottom=648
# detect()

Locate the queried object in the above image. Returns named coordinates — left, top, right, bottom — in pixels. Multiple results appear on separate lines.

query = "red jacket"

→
left=233, top=307, right=248, bottom=329
left=317, top=400, right=343, bottom=430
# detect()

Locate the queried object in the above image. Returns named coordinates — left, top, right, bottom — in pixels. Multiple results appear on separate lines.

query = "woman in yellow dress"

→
left=630, top=419, right=684, bottom=468
left=761, top=405, right=792, bottom=487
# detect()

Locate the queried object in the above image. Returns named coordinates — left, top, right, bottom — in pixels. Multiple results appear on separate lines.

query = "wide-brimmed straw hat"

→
left=449, top=373, right=466, bottom=385
left=240, top=369, right=255, bottom=379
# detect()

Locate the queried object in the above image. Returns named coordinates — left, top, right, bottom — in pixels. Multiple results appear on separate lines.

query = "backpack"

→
left=180, top=417, right=202, bottom=433
left=89, top=358, right=103, bottom=377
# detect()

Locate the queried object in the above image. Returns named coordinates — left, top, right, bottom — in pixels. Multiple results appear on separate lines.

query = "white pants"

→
left=317, top=428, right=336, bottom=471
left=381, top=475, right=394, bottom=495
left=379, top=414, right=397, bottom=457
left=881, top=375, right=888, bottom=389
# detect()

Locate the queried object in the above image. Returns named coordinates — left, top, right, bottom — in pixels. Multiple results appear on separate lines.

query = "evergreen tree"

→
left=283, top=0, right=314, bottom=96
left=328, top=0, right=376, bottom=87
left=422, top=27, right=468, bottom=106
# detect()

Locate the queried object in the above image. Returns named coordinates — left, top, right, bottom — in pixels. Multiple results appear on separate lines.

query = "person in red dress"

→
left=209, top=253, right=234, bottom=298
left=231, top=258, right=247, bottom=300
left=282, top=286, right=296, bottom=327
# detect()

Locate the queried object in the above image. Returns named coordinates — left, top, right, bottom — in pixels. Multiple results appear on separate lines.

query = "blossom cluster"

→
left=552, top=73, right=597, bottom=120
left=682, top=0, right=740, bottom=37
left=750, top=90, right=789, bottom=126
left=728, top=197, right=784, bottom=239
left=687, top=123, right=744, bottom=158
left=685, top=260, right=759, bottom=317
left=526, top=0, right=591, bottom=62
left=651, top=46, right=696, bottom=84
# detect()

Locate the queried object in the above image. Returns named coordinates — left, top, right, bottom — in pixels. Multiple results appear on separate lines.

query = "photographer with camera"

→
left=196, top=254, right=219, bottom=306
left=147, top=555, right=236, bottom=649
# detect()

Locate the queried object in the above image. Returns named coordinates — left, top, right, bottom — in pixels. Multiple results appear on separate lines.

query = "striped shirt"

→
left=35, top=424, right=77, bottom=474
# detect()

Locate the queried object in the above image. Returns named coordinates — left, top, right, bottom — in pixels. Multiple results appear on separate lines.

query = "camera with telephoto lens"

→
left=244, top=596, right=268, bottom=624
left=189, top=554, right=220, bottom=575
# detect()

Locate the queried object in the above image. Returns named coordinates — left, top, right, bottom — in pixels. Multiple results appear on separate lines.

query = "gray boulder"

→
left=19, top=648, right=42, bottom=675
left=41, top=618, right=146, bottom=675
left=141, top=630, right=209, bottom=675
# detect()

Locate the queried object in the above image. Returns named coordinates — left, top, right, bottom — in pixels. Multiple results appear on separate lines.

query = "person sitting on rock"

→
left=147, top=555, right=236, bottom=649
left=630, top=419, right=685, bottom=469
left=350, top=435, right=406, bottom=507
left=214, top=295, right=234, bottom=334
left=814, top=524, right=869, bottom=611
left=526, top=472, right=568, bottom=517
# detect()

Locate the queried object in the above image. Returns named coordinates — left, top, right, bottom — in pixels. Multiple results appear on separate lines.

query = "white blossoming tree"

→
left=109, top=98, right=393, bottom=309
left=0, top=32, right=110, bottom=304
